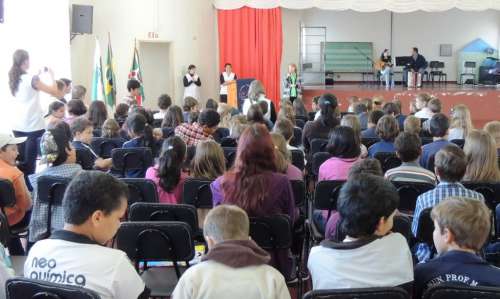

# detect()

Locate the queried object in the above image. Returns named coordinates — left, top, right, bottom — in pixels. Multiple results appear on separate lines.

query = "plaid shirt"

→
left=174, top=123, right=212, bottom=147
left=411, top=182, right=484, bottom=263
left=28, top=164, right=82, bottom=242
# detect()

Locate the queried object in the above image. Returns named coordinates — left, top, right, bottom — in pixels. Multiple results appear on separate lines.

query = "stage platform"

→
left=302, top=83, right=500, bottom=128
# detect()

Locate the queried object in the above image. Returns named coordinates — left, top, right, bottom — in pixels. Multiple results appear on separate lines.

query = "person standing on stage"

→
left=403, top=47, right=427, bottom=86
left=283, top=63, right=302, bottom=104
left=183, top=64, right=201, bottom=101
left=8, top=49, right=63, bottom=189
left=220, top=63, right=237, bottom=103
left=379, top=49, right=395, bottom=90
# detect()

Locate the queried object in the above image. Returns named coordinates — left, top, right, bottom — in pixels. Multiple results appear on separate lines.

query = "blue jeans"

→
left=380, top=66, right=395, bottom=88
left=13, top=129, right=45, bottom=191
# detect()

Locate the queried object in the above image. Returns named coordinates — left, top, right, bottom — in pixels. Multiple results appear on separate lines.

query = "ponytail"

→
left=158, top=137, right=187, bottom=193
left=318, top=93, right=338, bottom=128
left=126, top=112, right=157, bottom=156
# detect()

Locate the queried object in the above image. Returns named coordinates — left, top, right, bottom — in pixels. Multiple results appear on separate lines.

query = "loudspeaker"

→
left=71, top=4, right=93, bottom=34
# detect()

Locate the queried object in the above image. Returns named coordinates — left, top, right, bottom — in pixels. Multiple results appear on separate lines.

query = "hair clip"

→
left=167, top=145, right=174, bottom=150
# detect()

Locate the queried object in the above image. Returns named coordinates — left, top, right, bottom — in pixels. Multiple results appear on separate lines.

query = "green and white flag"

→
left=91, top=38, right=104, bottom=102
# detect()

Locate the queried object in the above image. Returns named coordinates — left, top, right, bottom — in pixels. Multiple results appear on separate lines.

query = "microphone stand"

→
left=354, top=46, right=374, bottom=84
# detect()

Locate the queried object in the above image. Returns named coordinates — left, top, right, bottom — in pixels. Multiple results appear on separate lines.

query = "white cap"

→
left=0, top=134, right=27, bottom=148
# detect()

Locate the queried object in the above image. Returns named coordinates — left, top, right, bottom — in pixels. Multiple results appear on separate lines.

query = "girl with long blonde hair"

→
left=449, top=104, right=473, bottom=140
left=463, top=129, right=500, bottom=182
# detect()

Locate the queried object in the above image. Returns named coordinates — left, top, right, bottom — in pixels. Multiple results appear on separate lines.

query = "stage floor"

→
left=302, top=83, right=500, bottom=128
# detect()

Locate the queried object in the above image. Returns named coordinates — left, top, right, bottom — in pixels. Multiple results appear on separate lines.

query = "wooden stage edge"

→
left=301, top=83, right=500, bottom=128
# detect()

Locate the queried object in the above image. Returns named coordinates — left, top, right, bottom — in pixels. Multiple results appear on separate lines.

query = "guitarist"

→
left=376, top=49, right=395, bottom=89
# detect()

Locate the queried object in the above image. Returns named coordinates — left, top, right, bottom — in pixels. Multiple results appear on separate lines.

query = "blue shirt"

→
left=361, top=127, right=378, bottom=139
left=420, top=139, right=451, bottom=170
left=396, top=114, right=406, bottom=131
left=368, top=141, right=395, bottom=158
left=414, top=250, right=500, bottom=299
left=411, top=182, right=484, bottom=263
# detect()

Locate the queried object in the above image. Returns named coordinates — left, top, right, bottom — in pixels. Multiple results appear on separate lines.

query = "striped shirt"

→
left=385, top=161, right=437, bottom=185
left=411, top=182, right=484, bottom=262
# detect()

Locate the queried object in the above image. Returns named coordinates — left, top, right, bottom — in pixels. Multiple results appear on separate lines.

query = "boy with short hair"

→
left=70, top=116, right=112, bottom=170
left=412, top=145, right=484, bottom=262
left=385, top=132, right=437, bottom=185
left=420, top=113, right=451, bottom=170
left=123, top=79, right=141, bottom=107
left=308, top=173, right=413, bottom=290
left=361, top=110, right=384, bottom=139
left=175, top=109, right=220, bottom=146
left=414, top=197, right=500, bottom=298
left=153, top=94, right=172, bottom=120
left=172, top=205, right=290, bottom=299
left=182, top=96, right=199, bottom=124
left=24, top=171, right=148, bottom=299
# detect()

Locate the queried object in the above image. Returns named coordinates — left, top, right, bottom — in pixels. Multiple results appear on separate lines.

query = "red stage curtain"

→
left=217, top=6, right=283, bottom=110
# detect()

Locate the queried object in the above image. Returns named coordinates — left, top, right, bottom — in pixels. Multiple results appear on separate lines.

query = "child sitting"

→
left=273, top=118, right=299, bottom=151
left=71, top=116, right=112, bottom=170
left=385, top=132, right=437, bottom=185
left=414, top=197, right=500, bottom=298
left=153, top=94, right=172, bottom=120
left=361, top=110, right=384, bottom=139
left=25, top=171, right=148, bottom=299
left=420, top=113, right=451, bottom=170
left=368, top=115, right=399, bottom=157
left=308, top=173, right=413, bottom=290
left=172, top=205, right=290, bottom=299
left=484, top=120, right=500, bottom=156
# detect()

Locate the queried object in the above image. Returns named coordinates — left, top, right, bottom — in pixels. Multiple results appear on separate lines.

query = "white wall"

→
left=70, top=0, right=219, bottom=109
left=284, top=8, right=500, bottom=82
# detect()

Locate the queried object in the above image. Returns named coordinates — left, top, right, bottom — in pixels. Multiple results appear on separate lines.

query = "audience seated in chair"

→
left=412, top=145, right=484, bottom=263
left=270, top=133, right=303, bottom=181
left=449, top=104, right=473, bottom=141
left=71, top=117, right=112, bottom=170
left=172, top=205, right=290, bottom=299
left=420, top=113, right=451, bottom=170
left=361, top=110, right=384, bottom=139
left=383, top=102, right=406, bottom=131
left=175, top=109, right=220, bottom=147
left=302, top=94, right=339, bottom=155
left=414, top=93, right=433, bottom=119
left=145, top=136, right=188, bottom=204
left=404, top=115, right=422, bottom=136
left=463, top=129, right=500, bottom=182
left=210, top=124, right=296, bottom=280
left=273, top=118, right=301, bottom=152
left=182, top=97, right=199, bottom=124
left=28, top=126, right=82, bottom=244
left=385, top=132, right=437, bottom=185
left=484, top=121, right=500, bottom=156
left=414, top=198, right=500, bottom=299
left=24, top=171, right=148, bottom=299
left=153, top=94, right=172, bottom=120
left=308, top=173, right=413, bottom=290
left=341, top=114, right=368, bottom=158
left=368, top=115, right=399, bottom=158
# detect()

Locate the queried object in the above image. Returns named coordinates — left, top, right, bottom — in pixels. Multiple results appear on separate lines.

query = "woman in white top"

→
left=8, top=49, right=62, bottom=187
left=448, top=104, right=473, bottom=141
left=242, top=80, right=276, bottom=124
left=183, top=64, right=201, bottom=100
left=220, top=63, right=237, bottom=103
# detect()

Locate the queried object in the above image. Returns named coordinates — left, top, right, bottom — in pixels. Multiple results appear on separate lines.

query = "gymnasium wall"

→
left=282, top=8, right=500, bottom=83
left=70, top=0, right=219, bottom=109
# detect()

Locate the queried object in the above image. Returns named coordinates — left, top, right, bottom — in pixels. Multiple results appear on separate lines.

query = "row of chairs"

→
left=5, top=278, right=500, bottom=299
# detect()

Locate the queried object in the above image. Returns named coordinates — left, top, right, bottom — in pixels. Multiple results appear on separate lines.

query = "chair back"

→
left=303, top=287, right=408, bottom=299
left=429, top=61, right=440, bottom=69
left=422, top=283, right=500, bottom=299
left=393, top=215, right=413, bottom=246
left=416, top=207, right=434, bottom=249
left=391, top=181, right=435, bottom=213
left=161, top=127, right=175, bottom=139
left=220, top=137, right=237, bottom=147
left=119, top=178, right=158, bottom=206
left=249, top=214, right=292, bottom=251
left=0, top=212, right=10, bottom=247
left=291, top=127, right=303, bottom=147
left=374, top=152, right=402, bottom=173
left=361, top=137, right=380, bottom=148
left=37, top=176, right=72, bottom=240
left=129, top=202, right=198, bottom=235
left=116, top=221, right=195, bottom=269
left=311, top=138, right=328, bottom=155
left=222, top=147, right=237, bottom=169
left=462, top=182, right=500, bottom=211
left=464, top=61, right=476, bottom=70
left=314, top=180, right=346, bottom=213
left=291, top=149, right=305, bottom=171
left=182, top=179, right=213, bottom=209
left=420, top=137, right=433, bottom=145
left=90, top=137, right=125, bottom=159
left=6, top=277, right=101, bottom=299
left=290, top=180, right=306, bottom=207
left=295, top=118, right=306, bottom=129
left=450, top=139, right=465, bottom=148
left=111, top=147, right=153, bottom=177
left=75, top=148, right=93, bottom=170
left=311, top=152, right=332, bottom=177
left=0, top=179, right=16, bottom=208
left=213, top=127, right=230, bottom=143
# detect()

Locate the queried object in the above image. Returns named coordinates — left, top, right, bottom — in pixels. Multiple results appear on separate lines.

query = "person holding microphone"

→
left=8, top=49, right=62, bottom=188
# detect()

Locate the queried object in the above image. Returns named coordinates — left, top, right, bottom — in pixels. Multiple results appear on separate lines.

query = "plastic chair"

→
left=303, top=287, right=409, bottom=299
left=291, top=149, right=305, bottom=171
left=422, top=283, right=500, bottom=299
left=391, top=181, right=435, bottom=213
left=90, top=137, right=125, bottom=159
left=373, top=152, right=402, bottom=173
left=6, top=277, right=101, bottom=299
left=460, top=61, right=476, bottom=85
left=119, top=178, right=158, bottom=207
left=111, top=147, right=153, bottom=178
